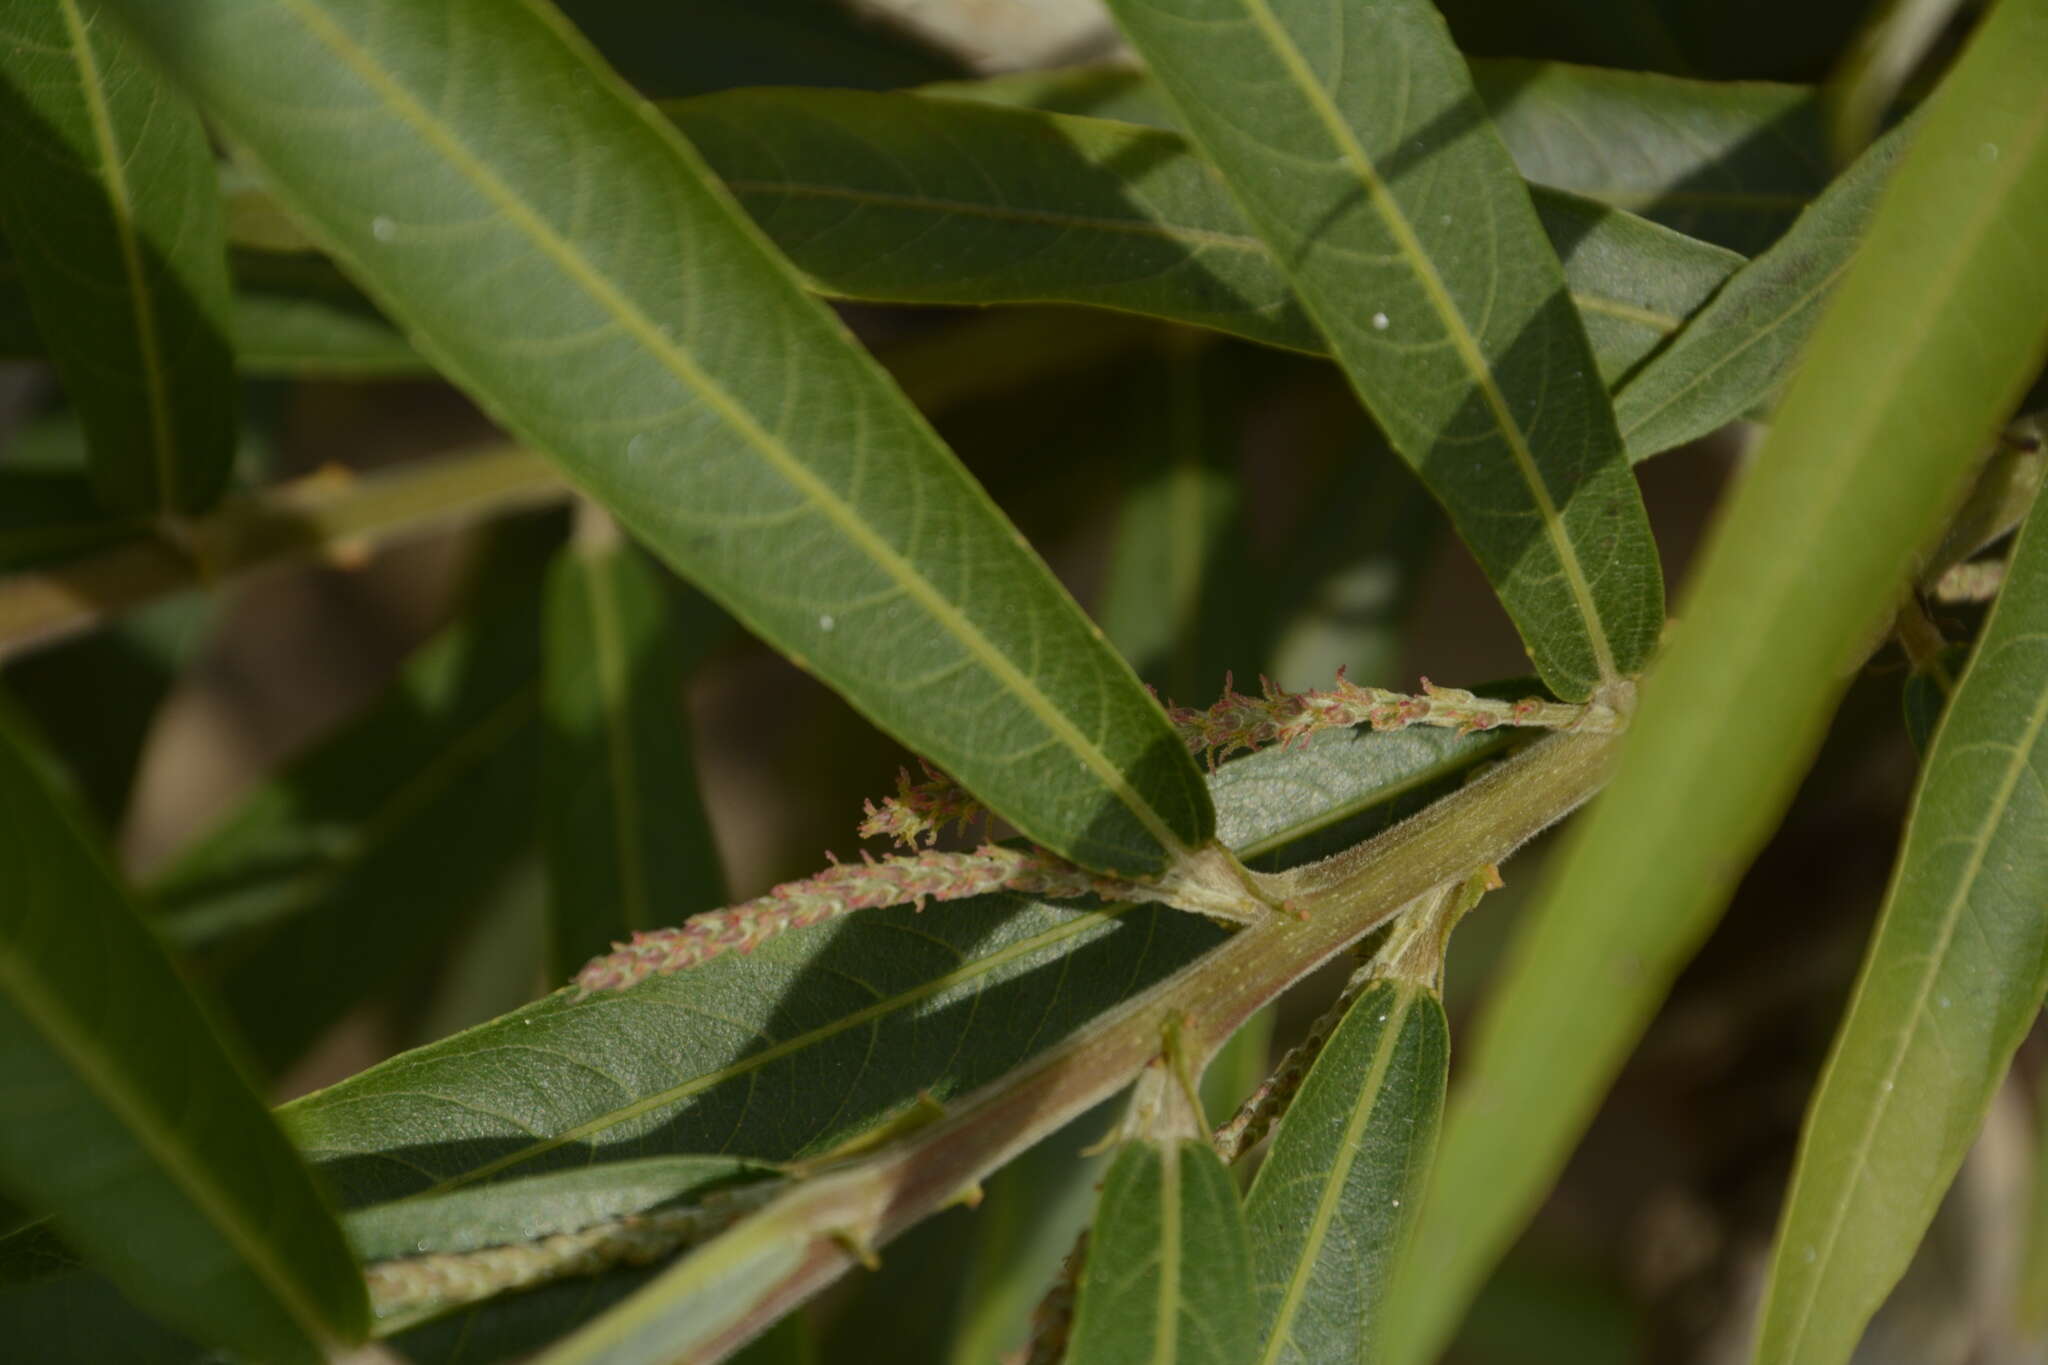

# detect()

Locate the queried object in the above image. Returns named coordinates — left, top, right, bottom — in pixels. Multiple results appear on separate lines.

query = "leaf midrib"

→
left=0, top=931, right=336, bottom=1345
left=1776, top=660, right=2048, bottom=1352
left=276, top=0, right=1189, bottom=865
left=1255, top=981, right=1413, bottom=1365
left=1152, top=1140, right=1184, bottom=1365
left=59, top=0, right=178, bottom=509
left=1225, top=0, right=1619, bottom=683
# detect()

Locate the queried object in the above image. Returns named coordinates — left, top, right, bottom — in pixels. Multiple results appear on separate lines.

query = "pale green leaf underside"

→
left=0, top=714, right=366, bottom=1362
left=0, top=0, right=237, bottom=515
left=1100, top=0, right=1665, bottom=700
left=1753, top=495, right=2048, bottom=1357
left=1245, top=978, right=1446, bottom=1365
left=283, top=722, right=1505, bottom=1214
left=108, top=0, right=1210, bottom=878
left=1065, top=1138, right=1256, bottom=1365
left=1392, top=5, right=2048, bottom=1361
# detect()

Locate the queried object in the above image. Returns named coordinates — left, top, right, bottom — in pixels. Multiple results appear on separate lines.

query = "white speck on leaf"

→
left=1371, top=312, right=1390, bottom=331
left=371, top=215, right=397, bottom=242
left=818, top=614, right=835, bottom=631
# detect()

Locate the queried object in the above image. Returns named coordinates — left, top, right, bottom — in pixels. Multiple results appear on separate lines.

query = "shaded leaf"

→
left=281, top=718, right=1504, bottom=1213
left=0, top=0, right=236, bottom=514
left=927, top=58, right=1831, bottom=254
left=1752, top=491, right=2048, bottom=1359
left=0, top=708, right=366, bottom=1361
left=1390, top=5, right=2048, bottom=1360
left=543, top=526, right=725, bottom=978
left=1065, top=1138, right=1256, bottom=1365
left=151, top=525, right=553, bottom=1074
left=111, top=0, right=1210, bottom=878
left=1100, top=0, right=1665, bottom=701
left=1614, top=119, right=1915, bottom=460
left=671, top=88, right=1742, bottom=391
left=1245, top=978, right=1446, bottom=1365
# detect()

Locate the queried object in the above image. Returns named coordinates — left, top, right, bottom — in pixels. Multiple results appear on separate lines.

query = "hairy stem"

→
left=548, top=728, right=1619, bottom=1364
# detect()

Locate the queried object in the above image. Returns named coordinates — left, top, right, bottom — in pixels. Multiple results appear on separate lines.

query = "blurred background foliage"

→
left=0, top=1, right=2039, bottom=1362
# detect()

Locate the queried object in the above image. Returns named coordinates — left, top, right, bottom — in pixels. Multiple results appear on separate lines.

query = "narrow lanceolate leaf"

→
left=0, top=710, right=366, bottom=1361
left=285, top=720, right=1505, bottom=1215
left=152, top=530, right=550, bottom=1074
left=1245, top=978, right=1446, bottom=1365
left=1100, top=0, right=1665, bottom=701
left=925, top=59, right=1830, bottom=255
left=671, top=89, right=1742, bottom=391
left=544, top=526, right=725, bottom=978
left=0, top=0, right=236, bottom=515
left=110, top=0, right=1211, bottom=878
left=1390, top=4, right=2048, bottom=1361
left=1614, top=119, right=1914, bottom=460
left=1754, top=493, right=2048, bottom=1361
left=1065, top=1139, right=1257, bottom=1365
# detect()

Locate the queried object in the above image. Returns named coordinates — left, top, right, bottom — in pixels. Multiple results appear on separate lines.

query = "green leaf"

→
left=1389, top=4, right=2048, bottom=1360
left=543, top=526, right=725, bottom=978
left=1244, top=978, right=1446, bottom=1365
left=151, top=526, right=551, bottom=1074
left=282, top=719, right=1503, bottom=1214
left=943, top=1101, right=1120, bottom=1365
left=347, top=1155, right=769, bottom=1263
left=1752, top=495, right=2048, bottom=1360
left=1065, top=1138, right=1257, bottom=1365
left=1614, top=119, right=1914, bottom=460
left=109, top=0, right=1210, bottom=879
left=926, top=58, right=1831, bottom=255
left=0, top=0, right=236, bottom=515
left=0, top=708, right=366, bottom=1361
left=669, top=88, right=1742, bottom=392
left=1097, top=342, right=1263, bottom=699
left=1099, top=0, right=1665, bottom=701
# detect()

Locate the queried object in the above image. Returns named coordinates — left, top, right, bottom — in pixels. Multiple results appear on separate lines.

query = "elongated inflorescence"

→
left=863, top=671, right=1609, bottom=848
left=575, top=846, right=1164, bottom=995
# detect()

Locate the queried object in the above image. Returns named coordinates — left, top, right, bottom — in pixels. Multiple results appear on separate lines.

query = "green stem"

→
left=534, top=727, right=1619, bottom=1364
left=0, top=445, right=567, bottom=659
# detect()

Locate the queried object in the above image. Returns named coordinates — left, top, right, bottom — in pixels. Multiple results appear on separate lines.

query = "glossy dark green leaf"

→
left=1100, top=0, right=1665, bottom=700
left=1064, top=1138, right=1256, bottom=1365
left=670, top=89, right=1741, bottom=392
left=1614, top=119, right=1915, bottom=460
left=110, top=0, right=1211, bottom=879
left=151, top=531, right=550, bottom=1075
left=1245, top=978, right=1446, bottom=1365
left=0, top=709, right=366, bottom=1361
left=1392, top=5, right=2048, bottom=1360
left=543, top=529, right=724, bottom=978
left=0, top=0, right=236, bottom=514
left=926, top=58, right=1830, bottom=254
left=1753, top=489, right=2048, bottom=1361
left=280, top=718, right=1503, bottom=1214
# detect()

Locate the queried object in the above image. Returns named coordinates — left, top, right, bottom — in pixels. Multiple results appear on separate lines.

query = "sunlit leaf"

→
left=1099, top=0, right=1665, bottom=700
left=1752, top=490, right=2048, bottom=1360
left=1063, top=1137, right=1255, bottom=1365
left=109, top=0, right=1211, bottom=878
left=1391, top=5, right=2048, bottom=1359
